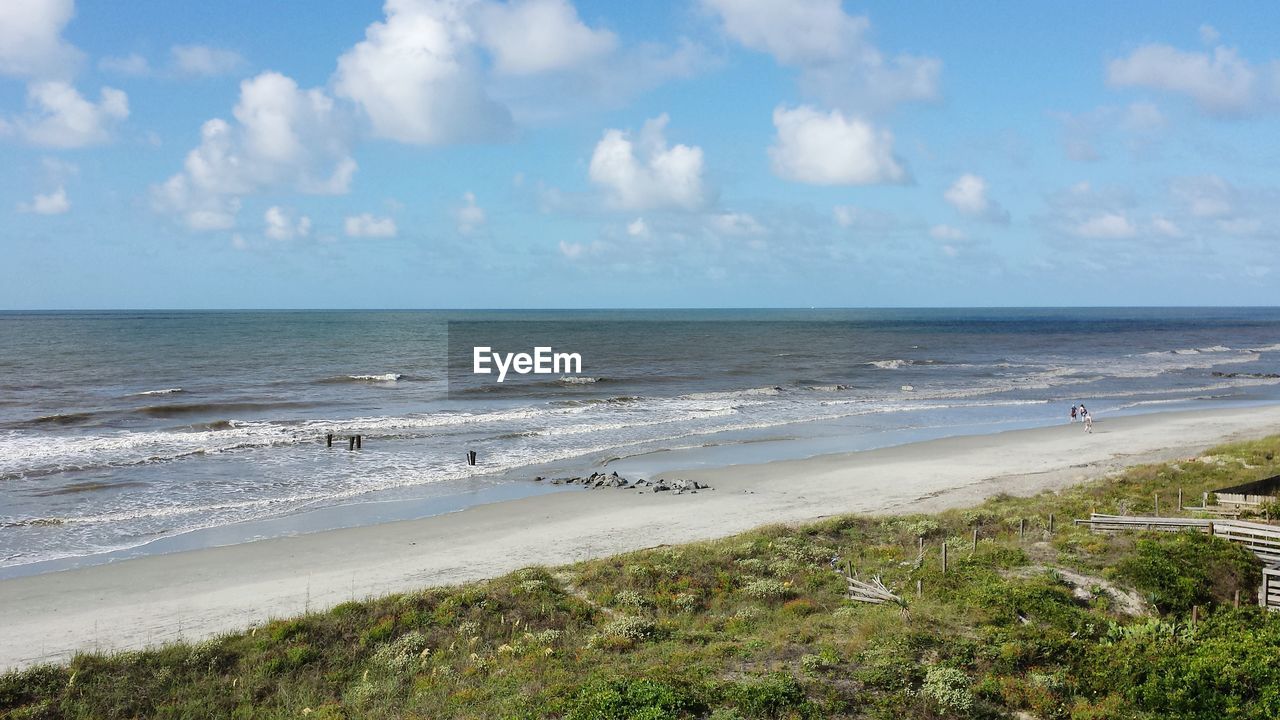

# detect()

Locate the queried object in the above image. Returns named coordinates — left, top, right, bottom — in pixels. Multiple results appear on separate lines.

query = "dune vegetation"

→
left=4, top=436, right=1280, bottom=719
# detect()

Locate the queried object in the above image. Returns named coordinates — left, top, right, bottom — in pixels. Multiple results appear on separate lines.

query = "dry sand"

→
left=4, top=404, right=1280, bottom=670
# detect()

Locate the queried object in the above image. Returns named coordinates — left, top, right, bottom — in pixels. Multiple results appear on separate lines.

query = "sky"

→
left=2, top=0, right=1279, bottom=309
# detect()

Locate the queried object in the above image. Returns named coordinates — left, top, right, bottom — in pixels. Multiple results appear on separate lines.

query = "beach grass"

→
left=4, top=436, right=1280, bottom=719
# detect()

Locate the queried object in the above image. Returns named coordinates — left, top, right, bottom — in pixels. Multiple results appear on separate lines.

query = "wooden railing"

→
left=1075, top=513, right=1280, bottom=609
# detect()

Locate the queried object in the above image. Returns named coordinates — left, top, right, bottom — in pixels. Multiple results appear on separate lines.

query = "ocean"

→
left=2, top=308, right=1279, bottom=576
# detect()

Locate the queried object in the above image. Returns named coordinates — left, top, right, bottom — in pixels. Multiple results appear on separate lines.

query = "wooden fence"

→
left=1075, top=513, right=1280, bottom=609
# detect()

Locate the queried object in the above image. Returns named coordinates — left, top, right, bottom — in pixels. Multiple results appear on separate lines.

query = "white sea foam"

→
left=868, top=359, right=909, bottom=369
left=133, top=388, right=183, bottom=396
left=350, top=373, right=402, bottom=382
left=559, top=376, right=601, bottom=384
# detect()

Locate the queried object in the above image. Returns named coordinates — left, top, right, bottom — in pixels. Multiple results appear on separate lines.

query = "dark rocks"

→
left=535, top=472, right=711, bottom=495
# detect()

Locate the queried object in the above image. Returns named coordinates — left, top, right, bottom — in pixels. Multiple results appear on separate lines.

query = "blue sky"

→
left=2, top=0, right=1279, bottom=309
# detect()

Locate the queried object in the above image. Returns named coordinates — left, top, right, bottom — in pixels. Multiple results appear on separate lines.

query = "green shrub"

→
left=726, top=673, right=809, bottom=719
left=564, top=677, right=702, bottom=720
left=741, top=579, right=791, bottom=601
left=1116, top=531, right=1260, bottom=615
left=921, top=666, right=973, bottom=713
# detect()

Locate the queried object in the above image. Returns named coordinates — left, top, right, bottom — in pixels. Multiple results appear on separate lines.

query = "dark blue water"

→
left=1, top=308, right=1278, bottom=571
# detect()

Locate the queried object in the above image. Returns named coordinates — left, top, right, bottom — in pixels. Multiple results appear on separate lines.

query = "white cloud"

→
left=929, top=224, right=966, bottom=240
left=589, top=113, right=708, bottom=210
left=344, top=213, right=397, bottom=238
left=700, top=0, right=938, bottom=112
left=708, top=212, right=764, bottom=236
left=1150, top=215, right=1183, bottom=238
left=1199, top=24, right=1220, bottom=45
left=1107, top=44, right=1259, bottom=115
left=456, top=191, right=485, bottom=234
left=943, top=173, right=1008, bottom=223
left=153, top=71, right=356, bottom=231
left=476, top=0, right=616, bottom=76
left=98, top=53, right=151, bottom=76
left=263, top=206, right=311, bottom=240
left=1172, top=175, right=1235, bottom=218
left=0, top=0, right=81, bottom=79
left=171, top=45, right=246, bottom=77
left=15, top=81, right=128, bottom=148
left=333, top=0, right=513, bottom=145
left=1073, top=212, right=1137, bottom=239
left=768, top=105, right=906, bottom=185
left=16, top=185, right=70, bottom=215
left=626, top=217, right=649, bottom=237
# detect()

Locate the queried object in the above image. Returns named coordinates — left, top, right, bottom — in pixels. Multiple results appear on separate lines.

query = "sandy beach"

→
left=4, top=403, right=1280, bottom=670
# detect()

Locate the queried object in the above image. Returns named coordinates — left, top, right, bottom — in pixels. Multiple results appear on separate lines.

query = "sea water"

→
left=2, top=308, right=1279, bottom=574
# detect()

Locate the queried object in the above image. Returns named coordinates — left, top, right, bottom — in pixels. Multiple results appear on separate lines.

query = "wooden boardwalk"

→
left=1075, top=513, right=1280, bottom=609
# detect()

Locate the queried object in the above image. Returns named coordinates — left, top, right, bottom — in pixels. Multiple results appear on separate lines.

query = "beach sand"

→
left=4, top=403, right=1280, bottom=670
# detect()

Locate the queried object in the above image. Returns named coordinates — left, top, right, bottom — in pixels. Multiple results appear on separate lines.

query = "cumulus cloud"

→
left=626, top=217, right=649, bottom=237
left=0, top=0, right=81, bottom=79
left=1107, top=43, right=1268, bottom=115
left=15, top=81, right=128, bottom=148
left=768, top=105, right=906, bottom=185
left=476, top=0, right=616, bottom=76
left=589, top=113, right=708, bottom=210
left=700, top=0, right=939, bottom=113
left=1171, top=175, right=1236, bottom=218
left=456, top=191, right=485, bottom=233
left=1073, top=212, right=1137, bottom=239
left=153, top=71, right=356, bottom=230
left=263, top=206, right=311, bottom=240
left=171, top=45, right=246, bottom=77
left=708, top=212, right=764, bottom=236
left=16, top=185, right=70, bottom=215
left=943, top=173, right=1009, bottom=223
left=345, top=213, right=398, bottom=238
left=333, top=0, right=513, bottom=145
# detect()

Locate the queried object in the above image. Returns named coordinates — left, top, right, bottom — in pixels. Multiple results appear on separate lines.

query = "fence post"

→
left=1049, top=513, right=1054, bottom=534
left=1154, top=493, right=1159, bottom=517
left=1019, top=518, right=1025, bottom=540
left=1235, top=589, right=1241, bottom=609
left=942, top=543, right=948, bottom=574
left=971, top=527, right=978, bottom=552
left=916, top=579, right=922, bottom=597
left=1178, top=488, right=1183, bottom=511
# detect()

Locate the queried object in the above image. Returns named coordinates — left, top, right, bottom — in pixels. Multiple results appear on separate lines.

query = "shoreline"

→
left=3, top=403, right=1280, bottom=670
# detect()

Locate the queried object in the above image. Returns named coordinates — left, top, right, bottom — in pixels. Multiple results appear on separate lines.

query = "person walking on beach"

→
left=1070, top=405, right=1078, bottom=423
left=1083, top=410, right=1093, bottom=433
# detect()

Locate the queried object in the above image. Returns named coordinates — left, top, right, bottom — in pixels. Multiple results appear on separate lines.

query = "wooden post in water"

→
left=355, top=435, right=362, bottom=449
left=347, top=436, right=355, bottom=451
left=326, top=433, right=333, bottom=448
left=942, top=543, right=948, bottom=574
left=467, top=450, right=477, bottom=466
